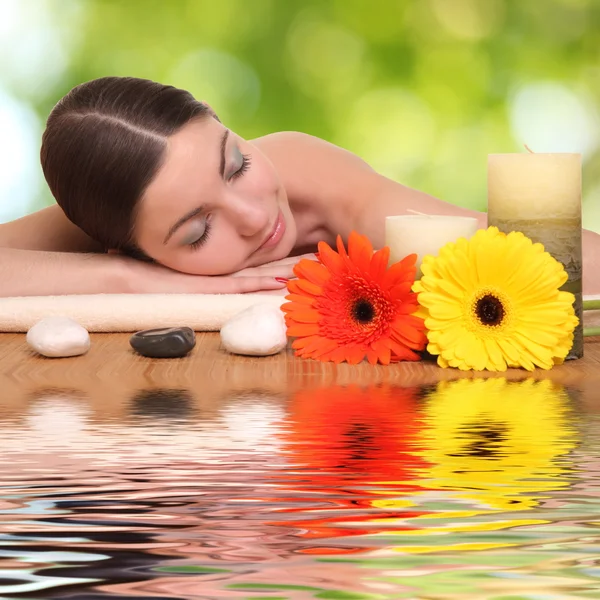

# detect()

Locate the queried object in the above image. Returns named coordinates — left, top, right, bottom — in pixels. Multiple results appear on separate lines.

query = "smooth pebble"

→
left=26, top=316, right=91, bottom=358
left=220, top=303, right=287, bottom=356
left=130, top=326, right=196, bottom=358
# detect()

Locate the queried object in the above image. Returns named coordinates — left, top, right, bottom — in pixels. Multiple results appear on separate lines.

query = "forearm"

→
left=0, top=247, right=127, bottom=297
left=583, top=229, right=600, bottom=296
left=0, top=247, right=289, bottom=297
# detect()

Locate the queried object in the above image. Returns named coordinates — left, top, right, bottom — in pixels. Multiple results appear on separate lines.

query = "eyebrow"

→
left=219, top=129, right=229, bottom=177
left=163, top=129, right=230, bottom=245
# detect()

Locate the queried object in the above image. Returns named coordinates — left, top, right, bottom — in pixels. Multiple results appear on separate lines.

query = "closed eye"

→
left=189, top=217, right=212, bottom=251
left=231, top=153, right=251, bottom=180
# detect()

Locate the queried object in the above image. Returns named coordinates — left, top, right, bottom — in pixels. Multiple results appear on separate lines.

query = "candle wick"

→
left=524, top=144, right=535, bottom=154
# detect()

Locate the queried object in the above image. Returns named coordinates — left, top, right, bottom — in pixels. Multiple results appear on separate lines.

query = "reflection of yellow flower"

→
left=413, top=227, right=578, bottom=371
left=417, top=378, right=576, bottom=512
left=373, top=378, right=578, bottom=554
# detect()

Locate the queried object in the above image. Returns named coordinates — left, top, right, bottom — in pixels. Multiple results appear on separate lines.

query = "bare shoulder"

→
left=0, top=204, right=104, bottom=253
left=252, top=131, right=375, bottom=175
left=252, top=132, right=379, bottom=207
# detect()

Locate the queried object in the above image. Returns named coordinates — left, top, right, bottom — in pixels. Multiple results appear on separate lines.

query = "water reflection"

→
left=128, top=388, right=195, bottom=421
left=269, top=384, right=432, bottom=555
left=375, top=378, right=579, bottom=557
left=0, top=378, right=598, bottom=598
left=418, top=378, right=577, bottom=510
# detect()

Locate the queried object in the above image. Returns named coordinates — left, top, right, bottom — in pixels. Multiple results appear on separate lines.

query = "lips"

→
left=257, top=210, right=285, bottom=251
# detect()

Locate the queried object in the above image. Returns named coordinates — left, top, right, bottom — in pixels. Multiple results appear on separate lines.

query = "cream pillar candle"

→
left=488, top=152, right=583, bottom=360
left=385, top=215, right=479, bottom=277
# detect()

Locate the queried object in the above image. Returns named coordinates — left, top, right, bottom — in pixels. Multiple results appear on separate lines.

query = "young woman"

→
left=0, top=76, right=598, bottom=296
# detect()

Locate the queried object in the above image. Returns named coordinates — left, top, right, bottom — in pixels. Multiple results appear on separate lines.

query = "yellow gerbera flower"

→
left=413, top=226, right=579, bottom=371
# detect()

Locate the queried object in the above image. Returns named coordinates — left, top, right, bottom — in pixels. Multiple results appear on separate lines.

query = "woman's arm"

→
left=0, top=247, right=289, bottom=297
left=370, top=171, right=600, bottom=296
left=0, top=206, right=297, bottom=296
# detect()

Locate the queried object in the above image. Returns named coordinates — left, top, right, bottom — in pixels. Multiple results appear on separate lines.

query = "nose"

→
left=226, top=192, right=270, bottom=238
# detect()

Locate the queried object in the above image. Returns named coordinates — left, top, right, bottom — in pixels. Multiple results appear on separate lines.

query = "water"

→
left=1, top=378, right=600, bottom=599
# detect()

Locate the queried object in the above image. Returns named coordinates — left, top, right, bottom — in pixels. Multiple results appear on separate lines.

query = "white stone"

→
left=220, top=303, right=287, bottom=356
left=26, top=316, right=91, bottom=358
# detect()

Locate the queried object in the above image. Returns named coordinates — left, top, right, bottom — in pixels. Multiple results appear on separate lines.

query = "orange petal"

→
left=286, top=309, right=320, bottom=324
left=387, top=338, right=422, bottom=361
left=366, top=348, right=380, bottom=365
left=378, top=347, right=391, bottom=365
left=382, top=255, right=417, bottom=288
left=281, top=300, right=315, bottom=313
left=390, top=281, right=414, bottom=300
left=295, top=279, right=323, bottom=296
left=292, top=335, right=322, bottom=349
left=392, top=349, right=421, bottom=362
left=391, top=316, right=425, bottom=338
left=315, top=348, right=336, bottom=362
left=345, top=344, right=367, bottom=364
left=295, top=336, right=331, bottom=356
left=318, top=241, right=345, bottom=273
left=287, top=323, right=321, bottom=337
left=286, top=280, right=305, bottom=295
left=390, top=331, right=424, bottom=351
left=402, top=314, right=427, bottom=329
left=282, top=294, right=315, bottom=307
left=330, top=346, right=350, bottom=364
left=348, top=231, right=373, bottom=273
left=369, top=246, right=390, bottom=280
left=371, top=339, right=391, bottom=365
left=295, top=260, right=330, bottom=287
left=336, top=235, right=349, bottom=260
left=308, top=337, right=340, bottom=357
left=393, top=300, right=420, bottom=315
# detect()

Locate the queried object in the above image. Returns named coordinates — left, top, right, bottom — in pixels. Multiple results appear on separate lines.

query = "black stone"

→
left=129, top=327, right=196, bottom=358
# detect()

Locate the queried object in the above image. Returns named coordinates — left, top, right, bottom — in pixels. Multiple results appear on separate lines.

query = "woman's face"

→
left=135, top=117, right=296, bottom=275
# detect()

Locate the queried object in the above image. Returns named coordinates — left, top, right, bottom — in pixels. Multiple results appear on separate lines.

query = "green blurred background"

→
left=1, top=0, right=599, bottom=231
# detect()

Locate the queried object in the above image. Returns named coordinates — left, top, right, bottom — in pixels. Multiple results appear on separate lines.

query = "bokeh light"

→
left=169, top=48, right=262, bottom=124
left=0, top=88, right=41, bottom=222
left=0, top=0, right=599, bottom=233
left=509, top=82, right=600, bottom=158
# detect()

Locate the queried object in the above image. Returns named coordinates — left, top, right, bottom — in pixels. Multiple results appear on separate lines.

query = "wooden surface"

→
left=1, top=333, right=600, bottom=418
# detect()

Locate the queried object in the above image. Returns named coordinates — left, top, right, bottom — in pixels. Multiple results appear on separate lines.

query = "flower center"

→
left=475, top=294, right=505, bottom=326
left=352, top=298, right=375, bottom=324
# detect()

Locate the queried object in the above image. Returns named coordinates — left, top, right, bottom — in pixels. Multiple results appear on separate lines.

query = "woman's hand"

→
left=120, top=255, right=291, bottom=294
left=231, top=253, right=317, bottom=280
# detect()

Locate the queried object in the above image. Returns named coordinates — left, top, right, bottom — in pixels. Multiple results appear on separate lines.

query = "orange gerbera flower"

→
left=281, top=231, right=427, bottom=364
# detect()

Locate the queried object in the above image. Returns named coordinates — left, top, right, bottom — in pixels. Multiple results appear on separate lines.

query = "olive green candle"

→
left=487, top=152, right=583, bottom=359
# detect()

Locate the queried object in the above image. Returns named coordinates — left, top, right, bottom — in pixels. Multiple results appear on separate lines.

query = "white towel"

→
left=0, top=293, right=598, bottom=334
left=0, top=294, right=285, bottom=332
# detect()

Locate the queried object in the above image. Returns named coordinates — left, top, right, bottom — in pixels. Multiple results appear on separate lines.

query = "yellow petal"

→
left=483, top=337, right=507, bottom=371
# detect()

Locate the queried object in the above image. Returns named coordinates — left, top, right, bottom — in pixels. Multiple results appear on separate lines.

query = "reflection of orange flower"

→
left=269, top=385, right=433, bottom=554
left=283, top=384, right=427, bottom=483
left=281, top=231, right=427, bottom=364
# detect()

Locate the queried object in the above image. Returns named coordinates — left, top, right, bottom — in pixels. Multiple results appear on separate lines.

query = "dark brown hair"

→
left=40, top=76, right=211, bottom=259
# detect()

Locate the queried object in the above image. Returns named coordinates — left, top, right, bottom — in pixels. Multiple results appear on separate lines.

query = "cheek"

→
left=158, top=250, right=237, bottom=276
left=158, top=229, right=249, bottom=276
left=252, top=155, right=281, bottom=196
